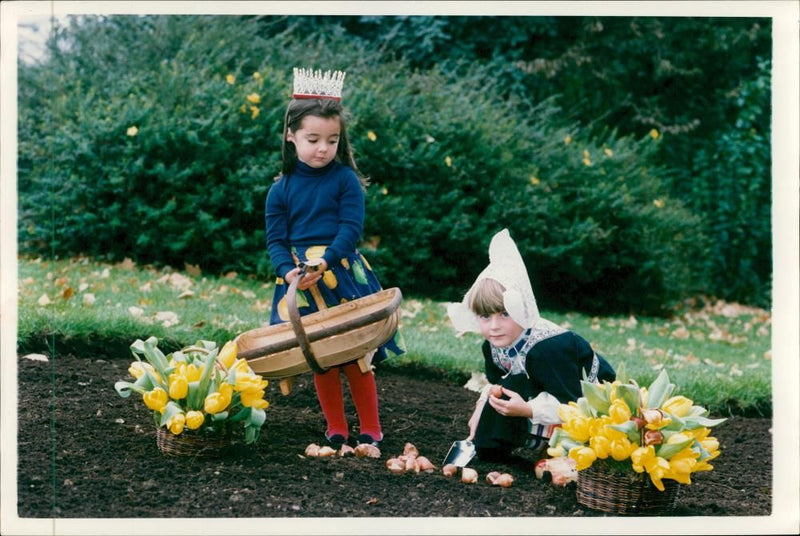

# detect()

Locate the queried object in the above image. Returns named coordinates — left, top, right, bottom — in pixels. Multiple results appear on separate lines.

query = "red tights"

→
left=313, top=361, right=382, bottom=441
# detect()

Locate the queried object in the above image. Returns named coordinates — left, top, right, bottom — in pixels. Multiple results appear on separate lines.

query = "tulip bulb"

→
left=490, top=384, right=503, bottom=398
left=386, top=458, right=405, bottom=474
left=318, top=446, right=337, bottom=457
left=443, top=464, right=458, bottom=477
left=416, top=456, right=436, bottom=473
left=339, top=444, right=355, bottom=457
left=403, top=442, right=419, bottom=457
left=461, top=467, right=478, bottom=484
left=305, top=443, right=320, bottom=457
left=486, top=471, right=501, bottom=484
left=405, top=456, right=419, bottom=474
left=354, top=443, right=381, bottom=458
left=493, top=473, right=514, bottom=488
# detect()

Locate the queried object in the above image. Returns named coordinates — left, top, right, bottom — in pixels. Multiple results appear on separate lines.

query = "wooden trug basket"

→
left=235, top=286, right=402, bottom=395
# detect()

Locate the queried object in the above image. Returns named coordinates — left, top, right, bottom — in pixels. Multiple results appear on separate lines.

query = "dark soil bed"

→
left=16, top=350, right=772, bottom=523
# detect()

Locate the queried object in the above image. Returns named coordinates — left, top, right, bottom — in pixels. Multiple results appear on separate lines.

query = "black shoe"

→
left=356, top=433, right=382, bottom=448
left=326, top=434, right=347, bottom=449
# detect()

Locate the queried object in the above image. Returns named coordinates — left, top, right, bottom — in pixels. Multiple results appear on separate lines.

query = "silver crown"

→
left=292, top=68, right=346, bottom=101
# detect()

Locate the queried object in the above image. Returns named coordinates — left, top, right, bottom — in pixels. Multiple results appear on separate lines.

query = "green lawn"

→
left=15, top=256, right=772, bottom=415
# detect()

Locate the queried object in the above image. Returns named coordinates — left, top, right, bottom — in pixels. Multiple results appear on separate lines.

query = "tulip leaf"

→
left=248, top=408, right=267, bottom=428
left=194, top=348, right=219, bottom=409
left=661, top=413, right=686, bottom=431
left=616, top=384, right=641, bottom=414
left=645, top=369, right=673, bottom=409
left=656, top=437, right=693, bottom=459
left=581, top=381, right=610, bottom=414
left=159, top=401, right=183, bottom=426
left=114, top=381, right=135, bottom=398
left=682, top=416, right=727, bottom=430
left=211, top=411, right=229, bottom=421
left=609, top=420, right=641, bottom=443
left=229, top=407, right=252, bottom=423
left=576, top=397, right=593, bottom=417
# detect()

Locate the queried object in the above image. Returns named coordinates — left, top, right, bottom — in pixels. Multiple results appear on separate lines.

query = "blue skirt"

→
left=269, top=244, right=405, bottom=364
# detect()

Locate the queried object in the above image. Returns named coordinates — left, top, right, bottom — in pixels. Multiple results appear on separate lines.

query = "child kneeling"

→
left=447, top=229, right=615, bottom=462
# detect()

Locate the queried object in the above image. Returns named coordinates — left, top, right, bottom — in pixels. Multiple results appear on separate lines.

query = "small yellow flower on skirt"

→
left=185, top=410, right=204, bottom=430
left=143, top=387, right=168, bottom=412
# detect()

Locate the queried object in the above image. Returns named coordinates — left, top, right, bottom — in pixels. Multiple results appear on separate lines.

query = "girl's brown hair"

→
left=466, top=278, right=506, bottom=316
left=276, top=98, right=369, bottom=189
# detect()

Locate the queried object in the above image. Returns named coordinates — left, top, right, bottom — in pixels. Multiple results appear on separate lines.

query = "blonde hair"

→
left=466, top=278, right=506, bottom=316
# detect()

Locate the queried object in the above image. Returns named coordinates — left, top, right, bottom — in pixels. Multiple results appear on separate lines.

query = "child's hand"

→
left=286, top=263, right=326, bottom=290
left=487, top=387, right=533, bottom=419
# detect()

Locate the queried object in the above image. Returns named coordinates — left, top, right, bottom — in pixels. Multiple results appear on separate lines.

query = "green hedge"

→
left=19, top=15, right=709, bottom=315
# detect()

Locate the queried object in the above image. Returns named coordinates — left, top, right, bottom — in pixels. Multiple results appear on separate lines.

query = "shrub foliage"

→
left=19, top=14, right=766, bottom=314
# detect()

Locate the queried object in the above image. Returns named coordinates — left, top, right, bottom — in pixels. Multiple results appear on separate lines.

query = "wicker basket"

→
left=576, top=462, right=680, bottom=515
left=156, top=428, right=232, bottom=458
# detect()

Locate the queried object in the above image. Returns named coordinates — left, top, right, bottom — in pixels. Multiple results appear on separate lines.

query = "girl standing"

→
left=266, top=68, right=404, bottom=450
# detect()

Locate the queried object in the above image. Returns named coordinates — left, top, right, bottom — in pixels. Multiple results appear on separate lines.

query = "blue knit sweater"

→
left=265, top=160, right=365, bottom=279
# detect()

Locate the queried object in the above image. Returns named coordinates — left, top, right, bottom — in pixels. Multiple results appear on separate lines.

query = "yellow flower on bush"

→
left=367, top=130, right=377, bottom=141
left=143, top=387, right=168, bottom=413
left=185, top=410, right=204, bottom=430
left=246, top=93, right=261, bottom=104
left=226, top=73, right=235, bottom=84
left=167, top=412, right=186, bottom=435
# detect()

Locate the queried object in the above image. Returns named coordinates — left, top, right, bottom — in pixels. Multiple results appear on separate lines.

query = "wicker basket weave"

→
left=577, top=462, right=680, bottom=515
left=156, top=428, right=232, bottom=458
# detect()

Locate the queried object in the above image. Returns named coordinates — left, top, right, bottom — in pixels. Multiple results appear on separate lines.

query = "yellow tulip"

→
left=665, top=432, right=692, bottom=445
left=234, top=374, right=268, bottom=393
left=662, top=395, right=693, bottom=417
left=168, top=374, right=188, bottom=400
left=644, top=455, right=670, bottom=491
left=561, top=414, right=591, bottom=443
left=666, top=449, right=698, bottom=484
left=547, top=446, right=566, bottom=458
left=589, top=435, right=611, bottom=459
left=166, top=412, right=186, bottom=435
left=232, top=359, right=252, bottom=374
left=241, top=389, right=269, bottom=409
left=699, top=437, right=720, bottom=454
left=185, top=363, right=202, bottom=382
left=185, top=410, right=204, bottom=430
left=143, top=387, right=168, bottom=413
left=204, top=392, right=228, bottom=414
left=568, top=446, right=597, bottom=471
left=631, top=445, right=655, bottom=473
left=218, top=340, right=238, bottom=369
left=204, top=383, right=233, bottom=414
left=608, top=398, right=631, bottom=424
left=641, top=408, right=671, bottom=430
left=129, top=361, right=161, bottom=383
left=609, top=437, right=636, bottom=461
